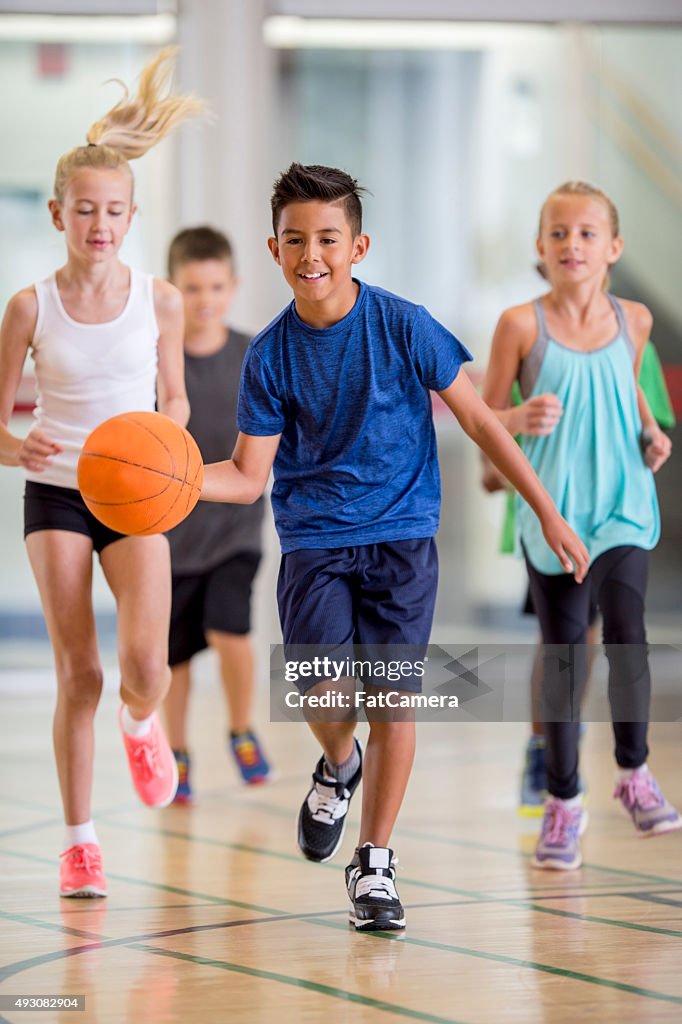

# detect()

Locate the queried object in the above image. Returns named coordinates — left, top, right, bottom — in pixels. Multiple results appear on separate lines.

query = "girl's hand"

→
left=541, top=512, right=589, bottom=583
left=515, top=393, right=563, bottom=435
left=641, top=427, right=672, bottom=473
left=480, top=453, right=509, bottom=493
left=18, top=429, right=62, bottom=472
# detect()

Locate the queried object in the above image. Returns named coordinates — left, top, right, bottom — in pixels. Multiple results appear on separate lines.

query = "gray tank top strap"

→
left=607, top=293, right=636, bottom=363
left=518, top=299, right=550, bottom=399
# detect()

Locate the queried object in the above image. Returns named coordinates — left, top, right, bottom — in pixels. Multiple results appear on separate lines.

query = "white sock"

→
left=559, top=793, right=584, bottom=809
left=616, top=763, right=647, bottom=782
left=121, top=705, right=153, bottom=737
left=64, top=820, right=98, bottom=849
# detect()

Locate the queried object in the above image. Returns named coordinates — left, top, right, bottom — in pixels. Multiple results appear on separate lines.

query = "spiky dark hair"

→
left=271, top=163, right=366, bottom=236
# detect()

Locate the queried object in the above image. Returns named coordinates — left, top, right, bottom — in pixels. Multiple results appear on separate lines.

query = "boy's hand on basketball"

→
left=541, top=513, right=589, bottom=583
left=516, top=393, right=563, bottom=436
left=18, top=429, right=62, bottom=472
left=641, top=427, right=672, bottom=473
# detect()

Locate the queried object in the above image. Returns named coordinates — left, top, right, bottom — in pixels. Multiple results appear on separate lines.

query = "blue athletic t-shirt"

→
left=237, top=280, right=472, bottom=552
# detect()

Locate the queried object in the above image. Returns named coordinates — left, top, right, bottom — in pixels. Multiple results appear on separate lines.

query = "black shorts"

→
left=277, top=538, right=438, bottom=693
left=169, top=551, right=262, bottom=666
left=24, top=480, right=126, bottom=554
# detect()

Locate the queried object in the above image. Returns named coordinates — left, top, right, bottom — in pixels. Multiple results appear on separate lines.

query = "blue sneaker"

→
left=532, top=797, right=588, bottom=870
left=172, top=749, right=193, bottom=805
left=520, top=731, right=588, bottom=817
left=519, top=736, right=547, bottom=816
left=230, top=729, right=272, bottom=785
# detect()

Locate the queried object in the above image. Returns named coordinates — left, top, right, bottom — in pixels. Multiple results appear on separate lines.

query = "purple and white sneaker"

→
left=532, top=796, right=588, bottom=870
left=614, top=768, right=682, bottom=837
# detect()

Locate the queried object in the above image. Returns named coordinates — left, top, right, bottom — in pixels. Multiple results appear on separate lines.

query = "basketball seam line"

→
left=79, top=455, right=202, bottom=491
left=119, top=416, right=194, bottom=533
left=119, top=412, right=179, bottom=477
left=81, top=413, right=202, bottom=531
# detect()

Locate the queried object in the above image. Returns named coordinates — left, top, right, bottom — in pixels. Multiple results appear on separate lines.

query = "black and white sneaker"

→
left=297, top=738, right=362, bottom=863
left=346, top=843, right=405, bottom=931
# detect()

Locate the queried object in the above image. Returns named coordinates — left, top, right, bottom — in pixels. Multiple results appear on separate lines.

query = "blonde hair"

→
left=53, top=47, right=204, bottom=203
left=537, top=181, right=620, bottom=290
left=538, top=180, right=620, bottom=238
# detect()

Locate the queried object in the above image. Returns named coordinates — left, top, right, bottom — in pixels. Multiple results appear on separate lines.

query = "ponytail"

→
left=53, top=48, right=204, bottom=203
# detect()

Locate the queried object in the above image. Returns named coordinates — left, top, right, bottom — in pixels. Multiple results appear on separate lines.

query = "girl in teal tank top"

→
left=517, top=293, right=659, bottom=574
left=483, top=181, right=680, bottom=871
left=482, top=347, right=675, bottom=818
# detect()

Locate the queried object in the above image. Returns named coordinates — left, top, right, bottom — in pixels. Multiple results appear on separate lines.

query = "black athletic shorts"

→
left=169, top=551, right=262, bottom=666
left=24, top=480, right=126, bottom=554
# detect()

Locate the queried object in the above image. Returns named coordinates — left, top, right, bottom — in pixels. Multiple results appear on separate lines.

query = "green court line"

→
left=3, top=787, right=680, bottom=888
left=625, top=892, right=682, bottom=910
left=0, top=890, right=470, bottom=1022
left=311, top=919, right=682, bottom=1007
left=38, top=902, right=217, bottom=916
left=133, top=944, right=470, bottom=1024
left=235, top=795, right=682, bottom=888
left=0, top=847, right=283, bottom=916
left=2, top=846, right=682, bottom=1011
left=1, top=944, right=109, bottom=983
left=96, top=816, right=490, bottom=901
left=0, top=907, right=102, bottom=942
left=0, top=817, right=65, bottom=840
left=96, top=817, right=682, bottom=940
left=0, top=794, right=135, bottom=817
left=0, top=906, right=349, bottom=984
left=526, top=902, right=682, bottom=939
left=106, top=872, right=283, bottom=917
left=0, top=795, right=56, bottom=813
left=6, top=818, right=679, bottom=952
left=392, top=825, right=682, bottom=886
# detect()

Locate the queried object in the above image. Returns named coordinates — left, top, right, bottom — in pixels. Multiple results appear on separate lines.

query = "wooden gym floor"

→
left=1, top=682, right=681, bottom=1024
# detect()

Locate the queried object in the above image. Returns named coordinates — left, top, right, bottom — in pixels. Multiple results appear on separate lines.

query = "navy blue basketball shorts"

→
left=277, top=538, right=438, bottom=694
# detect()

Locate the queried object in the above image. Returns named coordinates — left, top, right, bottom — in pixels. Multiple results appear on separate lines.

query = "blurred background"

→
left=0, top=0, right=680, bottom=680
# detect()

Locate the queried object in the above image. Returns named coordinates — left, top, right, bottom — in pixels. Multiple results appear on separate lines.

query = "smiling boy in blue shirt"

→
left=200, top=163, right=587, bottom=932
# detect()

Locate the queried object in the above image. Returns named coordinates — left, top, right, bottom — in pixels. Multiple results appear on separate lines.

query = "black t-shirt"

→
left=168, top=328, right=264, bottom=575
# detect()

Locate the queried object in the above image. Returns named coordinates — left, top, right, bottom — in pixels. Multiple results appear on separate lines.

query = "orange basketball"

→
left=77, top=411, right=204, bottom=535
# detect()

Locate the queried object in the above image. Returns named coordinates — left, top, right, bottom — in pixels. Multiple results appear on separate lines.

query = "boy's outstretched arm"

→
left=438, top=370, right=589, bottom=582
left=201, top=431, right=281, bottom=505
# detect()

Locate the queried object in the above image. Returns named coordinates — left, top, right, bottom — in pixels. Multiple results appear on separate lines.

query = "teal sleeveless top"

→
left=517, top=296, right=660, bottom=574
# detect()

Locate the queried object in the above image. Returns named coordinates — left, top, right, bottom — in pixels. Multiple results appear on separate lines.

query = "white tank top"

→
left=27, top=268, right=159, bottom=489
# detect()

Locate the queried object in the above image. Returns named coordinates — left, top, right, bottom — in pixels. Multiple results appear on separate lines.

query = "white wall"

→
left=592, top=27, right=682, bottom=326
left=0, top=40, right=175, bottom=312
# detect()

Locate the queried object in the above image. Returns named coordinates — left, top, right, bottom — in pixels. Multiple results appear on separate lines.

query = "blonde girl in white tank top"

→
left=0, top=49, right=204, bottom=898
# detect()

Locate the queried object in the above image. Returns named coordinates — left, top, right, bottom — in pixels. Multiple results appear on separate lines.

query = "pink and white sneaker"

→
left=614, top=768, right=682, bottom=837
left=532, top=796, right=588, bottom=870
left=119, top=707, right=178, bottom=808
left=59, top=843, right=107, bottom=898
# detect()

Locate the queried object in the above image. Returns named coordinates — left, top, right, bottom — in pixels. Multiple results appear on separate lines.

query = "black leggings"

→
left=525, top=545, right=650, bottom=799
